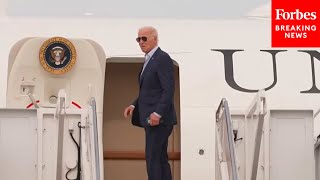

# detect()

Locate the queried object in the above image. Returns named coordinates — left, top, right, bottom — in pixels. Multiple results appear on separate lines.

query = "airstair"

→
left=314, top=109, right=320, bottom=180
left=0, top=90, right=102, bottom=180
left=215, top=90, right=315, bottom=180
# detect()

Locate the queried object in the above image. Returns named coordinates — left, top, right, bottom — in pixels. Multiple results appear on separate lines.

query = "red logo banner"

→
left=272, top=0, right=320, bottom=47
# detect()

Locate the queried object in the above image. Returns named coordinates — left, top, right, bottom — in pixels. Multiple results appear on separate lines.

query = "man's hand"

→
left=149, top=113, right=161, bottom=126
left=123, top=105, right=134, bottom=119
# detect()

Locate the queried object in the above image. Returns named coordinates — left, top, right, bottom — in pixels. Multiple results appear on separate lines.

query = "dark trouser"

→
left=145, top=125, right=173, bottom=180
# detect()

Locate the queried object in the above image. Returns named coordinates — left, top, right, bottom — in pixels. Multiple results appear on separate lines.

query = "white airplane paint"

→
left=0, top=1, right=319, bottom=180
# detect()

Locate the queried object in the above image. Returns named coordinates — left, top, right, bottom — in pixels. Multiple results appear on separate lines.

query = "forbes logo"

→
left=275, top=9, right=317, bottom=20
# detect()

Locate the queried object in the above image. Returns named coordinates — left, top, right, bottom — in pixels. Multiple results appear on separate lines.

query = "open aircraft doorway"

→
left=103, top=57, right=181, bottom=180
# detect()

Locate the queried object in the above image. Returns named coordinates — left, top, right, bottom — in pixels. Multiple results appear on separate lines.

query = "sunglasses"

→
left=136, top=36, right=148, bottom=42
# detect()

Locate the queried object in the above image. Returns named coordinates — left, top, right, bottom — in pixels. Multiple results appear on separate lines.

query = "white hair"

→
left=138, top=26, right=159, bottom=42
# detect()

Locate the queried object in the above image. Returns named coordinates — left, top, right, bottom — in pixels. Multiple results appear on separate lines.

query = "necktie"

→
left=141, top=54, right=150, bottom=76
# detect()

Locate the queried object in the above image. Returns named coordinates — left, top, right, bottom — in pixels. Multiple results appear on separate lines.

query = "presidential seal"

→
left=39, top=37, right=76, bottom=75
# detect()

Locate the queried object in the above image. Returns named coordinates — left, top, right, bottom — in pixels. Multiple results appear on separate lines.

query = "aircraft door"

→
left=103, top=58, right=181, bottom=180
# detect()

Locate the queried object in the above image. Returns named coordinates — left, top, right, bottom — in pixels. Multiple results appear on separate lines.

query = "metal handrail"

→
left=314, top=108, right=320, bottom=119
left=245, top=90, right=267, bottom=118
left=216, top=98, right=239, bottom=180
left=245, top=90, right=267, bottom=180
left=28, top=92, right=39, bottom=108
left=56, top=96, right=66, bottom=180
left=314, top=108, right=320, bottom=149
left=90, top=97, right=101, bottom=180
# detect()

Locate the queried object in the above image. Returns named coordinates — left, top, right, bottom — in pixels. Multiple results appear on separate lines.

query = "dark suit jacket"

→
left=132, top=48, right=177, bottom=127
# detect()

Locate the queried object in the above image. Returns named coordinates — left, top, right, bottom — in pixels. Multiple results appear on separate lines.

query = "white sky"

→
left=3, top=0, right=270, bottom=18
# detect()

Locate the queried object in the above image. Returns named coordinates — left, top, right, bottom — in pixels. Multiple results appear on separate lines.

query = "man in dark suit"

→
left=124, top=26, right=177, bottom=180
